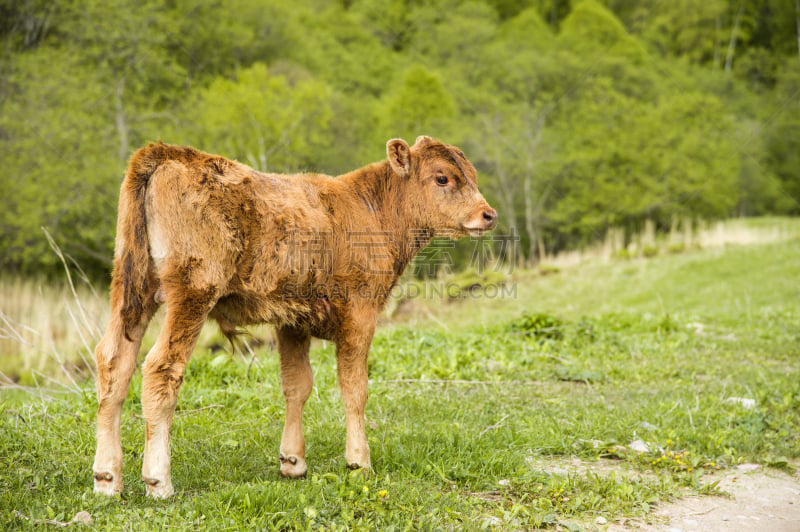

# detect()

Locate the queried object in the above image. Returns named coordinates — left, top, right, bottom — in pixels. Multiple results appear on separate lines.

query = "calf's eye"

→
left=436, top=175, right=449, bottom=186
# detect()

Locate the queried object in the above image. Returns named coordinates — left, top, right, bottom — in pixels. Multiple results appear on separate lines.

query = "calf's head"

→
left=387, top=135, right=497, bottom=238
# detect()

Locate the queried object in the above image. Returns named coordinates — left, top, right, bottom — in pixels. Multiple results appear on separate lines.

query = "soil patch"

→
left=610, top=464, right=800, bottom=531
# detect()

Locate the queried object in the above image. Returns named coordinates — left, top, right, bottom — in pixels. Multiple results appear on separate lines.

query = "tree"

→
left=406, top=1, right=499, bottom=68
left=632, top=0, right=728, bottom=65
left=0, top=0, right=795, bottom=277
left=0, top=48, right=121, bottom=275
left=0, top=0, right=56, bottom=52
left=347, top=0, right=414, bottom=51
left=186, top=63, right=335, bottom=173
left=57, top=0, right=187, bottom=162
left=376, top=65, right=457, bottom=143
left=542, top=82, right=740, bottom=246
left=529, top=0, right=573, bottom=29
left=765, top=59, right=800, bottom=214
left=289, top=3, right=398, bottom=98
left=468, top=102, right=554, bottom=263
left=559, top=0, right=646, bottom=62
left=164, top=0, right=298, bottom=83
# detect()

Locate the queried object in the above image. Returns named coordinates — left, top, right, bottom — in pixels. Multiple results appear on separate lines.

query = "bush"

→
left=642, top=245, right=659, bottom=258
left=508, top=312, right=565, bottom=340
left=444, top=268, right=508, bottom=300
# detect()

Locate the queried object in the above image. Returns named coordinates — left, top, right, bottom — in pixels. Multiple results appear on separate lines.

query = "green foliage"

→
left=0, top=47, right=120, bottom=275
left=186, top=63, right=334, bottom=172
left=766, top=59, right=800, bottom=214
left=559, top=0, right=646, bottom=62
left=407, top=1, right=499, bottom=66
left=290, top=4, right=397, bottom=97
left=163, top=0, right=297, bottom=82
left=634, top=0, right=729, bottom=65
left=540, top=82, right=741, bottom=246
left=378, top=64, right=456, bottom=141
left=501, top=7, right=554, bottom=50
left=0, top=0, right=797, bottom=276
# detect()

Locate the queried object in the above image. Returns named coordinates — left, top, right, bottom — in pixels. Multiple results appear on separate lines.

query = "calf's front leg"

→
left=277, top=326, right=313, bottom=478
left=336, top=319, right=375, bottom=471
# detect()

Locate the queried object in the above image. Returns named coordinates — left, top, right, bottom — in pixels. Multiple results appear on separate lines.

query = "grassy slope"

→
left=1, top=238, right=799, bottom=530
left=404, top=235, right=799, bottom=330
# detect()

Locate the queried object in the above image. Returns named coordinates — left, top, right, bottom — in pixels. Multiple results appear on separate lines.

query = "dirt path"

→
left=611, top=464, right=800, bottom=531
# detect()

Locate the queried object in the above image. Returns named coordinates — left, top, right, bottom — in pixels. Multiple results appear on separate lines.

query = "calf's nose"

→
left=482, top=208, right=498, bottom=229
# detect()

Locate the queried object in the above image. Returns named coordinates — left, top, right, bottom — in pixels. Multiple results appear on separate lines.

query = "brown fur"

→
left=92, top=135, right=497, bottom=497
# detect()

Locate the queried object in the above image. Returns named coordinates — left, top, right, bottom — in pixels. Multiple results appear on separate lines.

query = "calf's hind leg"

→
left=93, top=282, right=158, bottom=496
left=277, top=326, right=313, bottom=478
left=140, top=287, right=217, bottom=498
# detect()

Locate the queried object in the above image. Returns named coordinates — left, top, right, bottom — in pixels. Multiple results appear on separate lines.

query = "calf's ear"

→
left=387, top=138, right=411, bottom=177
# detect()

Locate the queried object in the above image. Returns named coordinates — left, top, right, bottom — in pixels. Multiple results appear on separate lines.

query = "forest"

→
left=1, top=0, right=798, bottom=278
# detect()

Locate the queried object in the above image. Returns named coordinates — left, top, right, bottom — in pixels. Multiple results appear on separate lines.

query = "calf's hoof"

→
left=279, top=453, right=307, bottom=479
left=93, top=471, right=122, bottom=496
left=143, top=476, right=174, bottom=499
left=347, top=461, right=372, bottom=473
left=346, top=448, right=371, bottom=473
left=346, top=457, right=372, bottom=476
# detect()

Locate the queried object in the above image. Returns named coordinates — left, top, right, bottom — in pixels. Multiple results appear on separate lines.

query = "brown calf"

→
left=92, top=135, right=497, bottom=498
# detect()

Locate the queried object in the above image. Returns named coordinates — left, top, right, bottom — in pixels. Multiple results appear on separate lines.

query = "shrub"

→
left=508, top=312, right=565, bottom=340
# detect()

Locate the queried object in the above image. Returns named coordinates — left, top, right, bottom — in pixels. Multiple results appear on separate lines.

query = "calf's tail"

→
left=115, top=142, right=198, bottom=341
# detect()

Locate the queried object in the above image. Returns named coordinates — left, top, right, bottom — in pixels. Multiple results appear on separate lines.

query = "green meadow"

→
left=2, top=220, right=798, bottom=530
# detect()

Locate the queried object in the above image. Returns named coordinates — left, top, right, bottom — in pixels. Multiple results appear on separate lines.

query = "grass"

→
left=1, top=218, right=799, bottom=530
left=0, top=277, right=102, bottom=385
